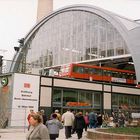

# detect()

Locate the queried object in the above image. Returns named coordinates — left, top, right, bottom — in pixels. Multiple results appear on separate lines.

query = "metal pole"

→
left=24, top=108, right=26, bottom=133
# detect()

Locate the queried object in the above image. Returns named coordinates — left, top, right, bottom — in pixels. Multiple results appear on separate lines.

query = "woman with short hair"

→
left=26, top=113, right=50, bottom=140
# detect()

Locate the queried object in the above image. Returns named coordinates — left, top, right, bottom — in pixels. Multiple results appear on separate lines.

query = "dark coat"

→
left=97, top=115, right=103, bottom=126
left=74, top=114, right=85, bottom=130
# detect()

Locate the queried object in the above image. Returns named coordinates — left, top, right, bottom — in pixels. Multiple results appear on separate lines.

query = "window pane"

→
left=63, top=89, right=78, bottom=106
left=94, top=92, right=101, bottom=105
left=53, top=89, right=61, bottom=102
left=79, top=91, right=92, bottom=106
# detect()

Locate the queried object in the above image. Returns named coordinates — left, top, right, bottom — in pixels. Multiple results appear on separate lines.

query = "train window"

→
left=103, top=70, right=111, bottom=76
left=93, top=69, right=97, bottom=74
left=73, top=66, right=78, bottom=73
left=118, top=72, right=122, bottom=78
left=122, top=73, right=126, bottom=78
left=127, top=74, right=131, bottom=79
left=80, top=67, right=84, bottom=73
left=126, top=73, right=135, bottom=80
left=97, top=69, right=102, bottom=75
left=112, top=72, right=118, bottom=77
left=92, top=68, right=97, bottom=74
left=84, top=67, right=89, bottom=74
left=129, top=74, right=135, bottom=80
left=104, top=70, right=111, bottom=76
left=73, top=66, right=84, bottom=73
left=103, top=70, right=106, bottom=76
left=107, top=71, right=111, bottom=76
left=89, top=68, right=93, bottom=74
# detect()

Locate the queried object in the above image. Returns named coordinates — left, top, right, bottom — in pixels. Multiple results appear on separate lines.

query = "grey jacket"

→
left=26, top=123, right=50, bottom=140
left=46, top=119, right=63, bottom=134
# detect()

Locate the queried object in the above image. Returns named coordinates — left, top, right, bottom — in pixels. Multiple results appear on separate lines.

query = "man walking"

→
left=62, top=109, right=75, bottom=139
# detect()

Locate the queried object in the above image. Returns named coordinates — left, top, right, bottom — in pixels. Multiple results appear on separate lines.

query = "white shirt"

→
left=62, top=111, right=75, bottom=126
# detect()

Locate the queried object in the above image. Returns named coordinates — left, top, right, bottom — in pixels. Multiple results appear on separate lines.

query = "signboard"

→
left=66, top=102, right=91, bottom=107
left=11, top=73, right=40, bottom=126
left=132, top=113, right=140, bottom=119
left=111, top=77, right=126, bottom=83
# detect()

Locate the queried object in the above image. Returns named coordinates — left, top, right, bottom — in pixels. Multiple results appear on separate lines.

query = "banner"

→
left=11, top=73, right=40, bottom=126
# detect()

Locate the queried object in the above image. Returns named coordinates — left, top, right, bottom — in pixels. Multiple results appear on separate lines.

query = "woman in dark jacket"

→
left=74, top=112, right=85, bottom=139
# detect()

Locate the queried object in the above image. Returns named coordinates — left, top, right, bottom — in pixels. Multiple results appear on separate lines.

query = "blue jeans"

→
left=89, top=121, right=97, bottom=128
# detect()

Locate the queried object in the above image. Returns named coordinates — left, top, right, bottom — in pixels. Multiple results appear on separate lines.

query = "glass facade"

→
left=53, top=88, right=102, bottom=113
left=18, top=10, right=129, bottom=73
left=112, top=93, right=140, bottom=112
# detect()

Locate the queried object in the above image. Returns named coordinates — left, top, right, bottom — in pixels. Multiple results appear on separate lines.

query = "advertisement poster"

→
left=11, top=73, right=40, bottom=126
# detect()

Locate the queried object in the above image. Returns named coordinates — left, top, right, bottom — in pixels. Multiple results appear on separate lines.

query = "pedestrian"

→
left=27, top=109, right=35, bottom=131
left=46, top=113, right=63, bottom=140
left=54, top=109, right=61, bottom=121
left=88, top=111, right=97, bottom=128
left=118, top=112, right=125, bottom=127
left=40, top=109, right=47, bottom=125
left=36, top=111, right=43, bottom=123
left=97, top=113, right=103, bottom=128
left=74, top=112, right=85, bottom=139
left=62, top=109, right=75, bottom=139
left=26, top=113, right=50, bottom=140
left=84, top=112, right=89, bottom=131
left=71, top=110, right=76, bottom=134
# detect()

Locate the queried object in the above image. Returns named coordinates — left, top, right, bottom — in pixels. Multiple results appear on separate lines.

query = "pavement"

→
left=0, top=127, right=91, bottom=140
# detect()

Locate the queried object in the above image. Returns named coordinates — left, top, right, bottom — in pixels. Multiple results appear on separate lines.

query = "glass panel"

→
left=112, top=94, right=118, bottom=106
left=79, top=91, right=92, bottom=106
left=63, top=89, right=78, bottom=106
left=94, top=92, right=101, bottom=105
left=119, top=95, right=123, bottom=105
left=73, top=66, right=84, bottom=74
left=84, top=67, right=89, bottom=74
left=21, top=10, right=130, bottom=74
left=53, top=89, right=62, bottom=107
left=112, top=94, right=140, bottom=111
left=53, top=89, right=61, bottom=102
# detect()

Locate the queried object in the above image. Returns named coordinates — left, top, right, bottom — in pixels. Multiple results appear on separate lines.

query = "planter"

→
left=87, top=129, right=140, bottom=140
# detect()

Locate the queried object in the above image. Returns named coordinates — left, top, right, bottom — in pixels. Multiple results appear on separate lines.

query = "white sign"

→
left=132, top=113, right=140, bottom=119
left=11, top=73, right=40, bottom=126
left=111, top=77, right=126, bottom=83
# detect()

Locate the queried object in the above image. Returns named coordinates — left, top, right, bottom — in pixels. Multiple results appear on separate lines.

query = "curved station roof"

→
left=10, top=5, right=140, bottom=82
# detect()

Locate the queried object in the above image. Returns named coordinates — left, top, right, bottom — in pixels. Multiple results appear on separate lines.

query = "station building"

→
left=10, top=5, right=140, bottom=80
left=1, top=5, right=140, bottom=125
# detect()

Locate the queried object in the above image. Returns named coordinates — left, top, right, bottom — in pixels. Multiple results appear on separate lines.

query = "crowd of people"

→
left=26, top=109, right=130, bottom=140
left=102, top=111, right=128, bottom=128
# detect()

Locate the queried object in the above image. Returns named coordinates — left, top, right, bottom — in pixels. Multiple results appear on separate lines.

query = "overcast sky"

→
left=0, top=0, right=140, bottom=60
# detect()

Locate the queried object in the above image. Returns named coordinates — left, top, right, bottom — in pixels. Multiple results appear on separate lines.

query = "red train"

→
left=59, top=63, right=136, bottom=85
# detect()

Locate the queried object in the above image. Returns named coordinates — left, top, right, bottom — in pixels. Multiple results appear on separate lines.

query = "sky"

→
left=0, top=0, right=140, bottom=60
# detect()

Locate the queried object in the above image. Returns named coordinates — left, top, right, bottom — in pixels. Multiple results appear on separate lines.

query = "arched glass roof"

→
left=10, top=5, right=140, bottom=82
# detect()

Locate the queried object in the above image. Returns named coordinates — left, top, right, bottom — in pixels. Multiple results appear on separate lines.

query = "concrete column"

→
left=37, top=0, right=53, bottom=23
